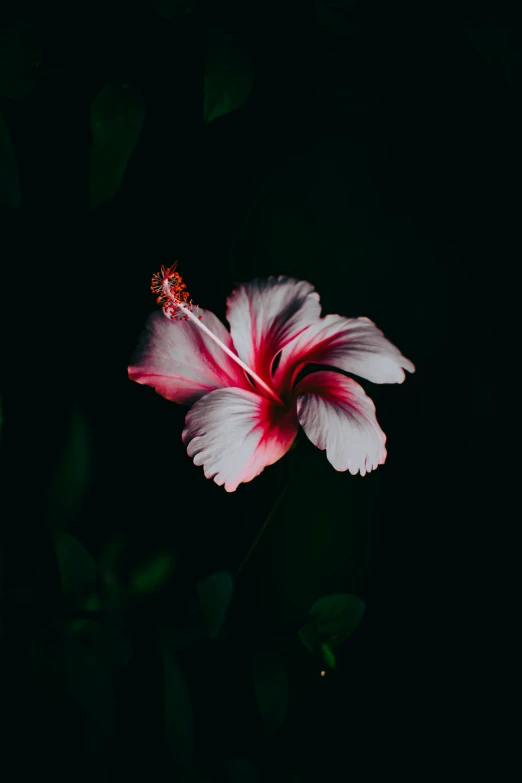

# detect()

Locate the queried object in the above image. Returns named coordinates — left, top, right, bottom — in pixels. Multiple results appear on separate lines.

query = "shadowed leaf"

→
left=299, top=593, right=365, bottom=652
left=321, top=642, right=336, bottom=669
left=196, top=570, right=234, bottom=638
left=130, top=552, right=175, bottom=594
left=89, top=82, right=145, bottom=208
left=67, top=610, right=133, bottom=671
left=84, top=593, right=100, bottom=612
left=99, top=534, right=126, bottom=606
left=53, top=530, right=96, bottom=608
left=0, top=15, right=41, bottom=99
left=204, top=26, right=253, bottom=123
left=66, top=635, right=116, bottom=736
left=67, top=617, right=99, bottom=637
left=249, top=647, right=288, bottom=733
left=47, top=409, right=91, bottom=527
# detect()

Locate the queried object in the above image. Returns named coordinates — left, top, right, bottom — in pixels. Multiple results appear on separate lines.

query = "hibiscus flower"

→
left=128, top=264, right=415, bottom=491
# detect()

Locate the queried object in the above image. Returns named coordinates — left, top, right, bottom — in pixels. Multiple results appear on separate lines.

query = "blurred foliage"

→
left=312, top=0, right=362, bottom=36
left=41, top=506, right=366, bottom=779
left=52, top=530, right=97, bottom=610
left=65, top=623, right=117, bottom=737
left=0, top=0, right=477, bottom=778
left=47, top=409, right=91, bottom=528
left=153, top=0, right=196, bottom=21
left=0, top=113, right=20, bottom=207
left=196, top=570, right=234, bottom=638
left=99, top=534, right=127, bottom=602
left=463, top=16, right=522, bottom=83
left=163, top=647, right=193, bottom=771
left=226, top=757, right=260, bottom=782
left=321, top=642, right=336, bottom=669
left=204, top=25, right=253, bottom=123
left=131, top=552, right=176, bottom=594
left=249, top=646, right=288, bottom=733
left=298, top=594, right=365, bottom=652
left=0, top=14, right=41, bottom=99
left=89, top=83, right=145, bottom=208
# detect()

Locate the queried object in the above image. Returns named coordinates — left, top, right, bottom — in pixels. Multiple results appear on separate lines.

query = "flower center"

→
left=150, top=263, right=284, bottom=407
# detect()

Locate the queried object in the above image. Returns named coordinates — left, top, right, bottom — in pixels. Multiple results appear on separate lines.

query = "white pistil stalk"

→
left=163, top=282, right=284, bottom=407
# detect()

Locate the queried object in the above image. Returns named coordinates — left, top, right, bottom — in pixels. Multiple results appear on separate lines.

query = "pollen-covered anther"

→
left=151, top=262, right=198, bottom=320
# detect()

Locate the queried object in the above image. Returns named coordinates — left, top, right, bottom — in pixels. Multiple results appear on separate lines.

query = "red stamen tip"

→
left=150, top=262, right=198, bottom=320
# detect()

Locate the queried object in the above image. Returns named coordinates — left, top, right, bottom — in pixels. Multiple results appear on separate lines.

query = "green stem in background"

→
left=235, top=449, right=296, bottom=577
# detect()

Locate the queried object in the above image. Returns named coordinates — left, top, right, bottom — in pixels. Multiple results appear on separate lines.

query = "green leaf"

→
left=53, top=530, right=96, bottom=608
left=321, top=642, right=336, bottom=669
left=47, top=409, right=91, bottom=527
left=0, top=114, right=20, bottom=208
left=0, top=15, right=41, bottom=99
left=130, top=552, right=175, bottom=594
left=89, top=82, right=145, bottom=208
left=204, top=26, right=253, bottom=123
left=249, top=647, right=288, bottom=733
left=299, top=593, right=365, bottom=652
left=196, top=570, right=234, bottom=638
left=66, top=636, right=116, bottom=736
left=84, top=592, right=100, bottom=612
left=163, top=648, right=193, bottom=771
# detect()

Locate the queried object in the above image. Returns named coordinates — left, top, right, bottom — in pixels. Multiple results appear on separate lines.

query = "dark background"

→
left=1, top=0, right=517, bottom=780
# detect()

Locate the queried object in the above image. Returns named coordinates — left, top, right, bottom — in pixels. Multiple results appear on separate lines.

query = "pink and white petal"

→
left=295, top=371, right=387, bottom=476
left=226, top=276, right=321, bottom=383
left=128, top=310, right=249, bottom=406
left=277, top=314, right=415, bottom=391
left=182, top=388, right=298, bottom=492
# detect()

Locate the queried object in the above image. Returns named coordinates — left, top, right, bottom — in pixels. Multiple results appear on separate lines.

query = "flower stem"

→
left=235, top=453, right=295, bottom=577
